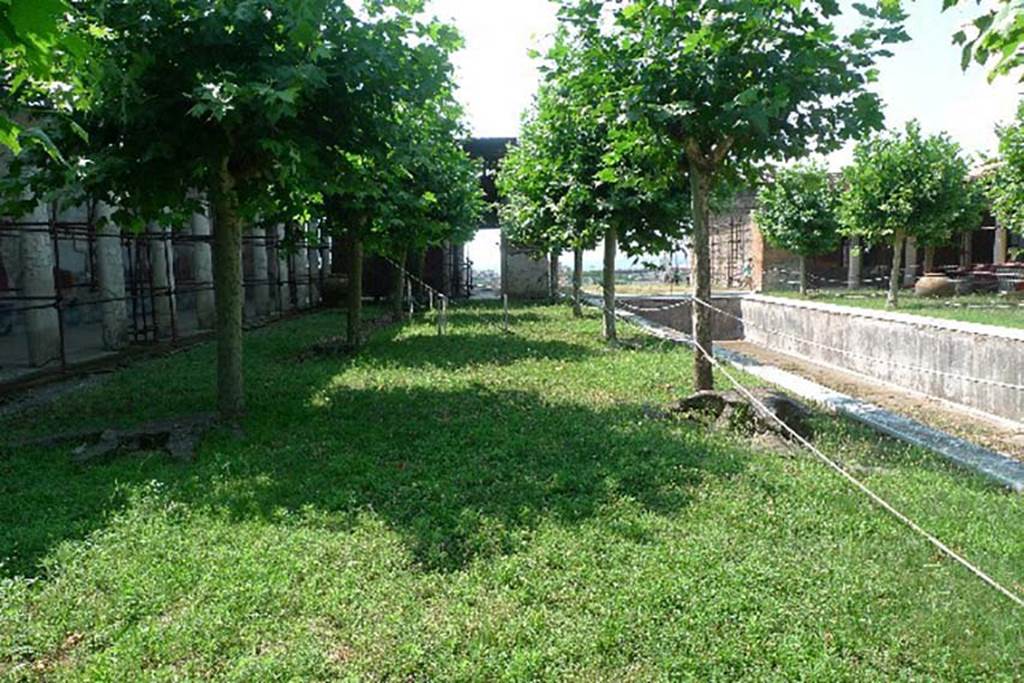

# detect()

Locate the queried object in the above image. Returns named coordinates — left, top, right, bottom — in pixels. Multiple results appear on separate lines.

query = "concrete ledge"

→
left=611, top=303, right=1024, bottom=493
left=741, top=295, right=1024, bottom=423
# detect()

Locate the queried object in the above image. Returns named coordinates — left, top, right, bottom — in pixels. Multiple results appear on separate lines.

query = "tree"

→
left=604, top=0, right=906, bottom=389
left=840, top=121, right=977, bottom=308
left=754, top=164, right=841, bottom=295
left=305, top=11, right=476, bottom=339
left=498, top=84, right=604, bottom=319
left=74, top=0, right=379, bottom=422
left=986, top=102, right=1024, bottom=241
left=502, top=12, right=689, bottom=342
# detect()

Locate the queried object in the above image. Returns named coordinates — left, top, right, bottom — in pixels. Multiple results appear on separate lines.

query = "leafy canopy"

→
left=986, top=102, right=1024, bottom=237
left=839, top=121, right=980, bottom=246
left=948, top=0, right=1024, bottom=81
left=499, top=8, right=689, bottom=258
left=755, top=164, right=841, bottom=257
left=611, top=0, right=907, bottom=181
left=0, top=0, right=95, bottom=156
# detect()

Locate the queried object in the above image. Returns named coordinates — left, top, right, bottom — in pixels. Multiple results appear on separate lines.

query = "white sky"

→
left=428, top=0, right=1024, bottom=272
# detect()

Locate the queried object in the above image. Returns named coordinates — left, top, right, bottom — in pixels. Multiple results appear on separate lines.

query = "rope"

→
left=579, top=293, right=1024, bottom=609
left=379, top=254, right=517, bottom=337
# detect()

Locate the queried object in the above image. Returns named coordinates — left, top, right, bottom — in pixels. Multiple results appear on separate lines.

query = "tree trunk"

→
left=799, top=255, right=808, bottom=296
left=347, top=231, right=363, bottom=347
left=924, top=245, right=936, bottom=273
left=689, top=163, right=714, bottom=391
left=390, top=248, right=407, bottom=321
left=211, top=157, right=245, bottom=422
left=572, top=247, right=583, bottom=318
left=602, top=225, right=617, bottom=343
left=887, top=233, right=905, bottom=309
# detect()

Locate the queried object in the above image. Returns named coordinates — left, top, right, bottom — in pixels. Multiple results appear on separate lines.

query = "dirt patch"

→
left=722, top=340, right=1024, bottom=462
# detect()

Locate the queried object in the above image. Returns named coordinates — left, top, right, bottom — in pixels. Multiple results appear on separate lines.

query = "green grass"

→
left=1, top=303, right=1023, bottom=680
left=768, top=289, right=1024, bottom=330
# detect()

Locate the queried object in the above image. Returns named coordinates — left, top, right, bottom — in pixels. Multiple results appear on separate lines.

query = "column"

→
left=276, top=224, right=292, bottom=312
left=294, top=229, right=310, bottom=309
left=191, top=202, right=216, bottom=329
left=960, top=231, right=973, bottom=269
left=308, top=232, right=321, bottom=305
left=902, top=237, right=918, bottom=287
left=250, top=225, right=271, bottom=318
left=149, top=223, right=176, bottom=338
left=994, top=223, right=1009, bottom=265
left=94, top=203, right=128, bottom=350
left=21, top=202, right=60, bottom=367
left=847, top=236, right=862, bottom=290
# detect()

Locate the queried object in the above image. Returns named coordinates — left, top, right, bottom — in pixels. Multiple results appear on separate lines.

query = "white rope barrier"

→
left=578, top=292, right=1024, bottom=610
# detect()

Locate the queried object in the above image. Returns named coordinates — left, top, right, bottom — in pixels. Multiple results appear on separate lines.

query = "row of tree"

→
left=756, top=121, right=984, bottom=307
left=0, top=0, right=485, bottom=422
left=759, top=101, right=1024, bottom=309
left=497, top=0, right=907, bottom=391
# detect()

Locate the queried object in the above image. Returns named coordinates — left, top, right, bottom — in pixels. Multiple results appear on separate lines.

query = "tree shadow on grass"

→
left=0, top=305, right=742, bottom=578
left=0, top=381, right=748, bottom=578
left=179, top=382, right=750, bottom=573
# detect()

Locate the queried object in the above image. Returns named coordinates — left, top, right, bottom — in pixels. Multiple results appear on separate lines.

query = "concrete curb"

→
left=615, top=304, right=1024, bottom=493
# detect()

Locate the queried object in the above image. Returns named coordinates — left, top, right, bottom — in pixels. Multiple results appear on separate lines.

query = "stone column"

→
left=276, top=224, right=292, bottom=312
left=994, top=223, right=1009, bottom=265
left=902, top=237, right=918, bottom=287
left=847, top=236, right=862, bottom=290
left=308, top=233, right=321, bottom=305
left=21, top=203, right=60, bottom=366
left=250, top=226, right=271, bottom=318
left=960, top=231, right=973, bottom=269
left=149, top=224, right=176, bottom=338
left=94, top=203, right=128, bottom=350
left=191, top=203, right=216, bottom=330
left=294, top=229, right=310, bottom=309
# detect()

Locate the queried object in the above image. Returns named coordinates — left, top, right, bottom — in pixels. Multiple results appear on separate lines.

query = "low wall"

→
left=740, top=295, right=1024, bottom=423
left=622, top=296, right=744, bottom=341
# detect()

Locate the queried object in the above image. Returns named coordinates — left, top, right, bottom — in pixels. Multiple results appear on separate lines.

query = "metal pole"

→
left=503, top=294, right=509, bottom=334
left=429, top=290, right=434, bottom=311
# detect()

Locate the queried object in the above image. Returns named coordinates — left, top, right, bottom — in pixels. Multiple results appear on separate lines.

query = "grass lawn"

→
left=1, top=304, right=1022, bottom=680
left=768, top=289, right=1024, bottom=330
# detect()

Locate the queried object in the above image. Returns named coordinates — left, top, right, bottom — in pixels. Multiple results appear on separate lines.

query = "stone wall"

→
left=501, top=233, right=550, bottom=300
left=621, top=296, right=745, bottom=341
left=740, top=295, right=1024, bottom=423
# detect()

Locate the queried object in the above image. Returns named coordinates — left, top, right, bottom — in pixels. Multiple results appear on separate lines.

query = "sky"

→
left=427, top=0, right=1024, bottom=272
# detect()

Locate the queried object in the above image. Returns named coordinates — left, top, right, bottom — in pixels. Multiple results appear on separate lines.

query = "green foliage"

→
left=755, top=164, right=841, bottom=258
left=948, top=0, right=1024, bottom=81
left=498, top=14, right=689, bottom=259
left=613, top=0, right=907, bottom=183
left=986, top=102, right=1024, bottom=237
left=839, top=121, right=979, bottom=247
left=0, top=0, right=94, bottom=156
left=0, top=306, right=1022, bottom=678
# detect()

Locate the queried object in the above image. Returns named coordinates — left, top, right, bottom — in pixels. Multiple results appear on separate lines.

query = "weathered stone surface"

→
left=671, top=388, right=812, bottom=440
left=17, top=413, right=216, bottom=464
